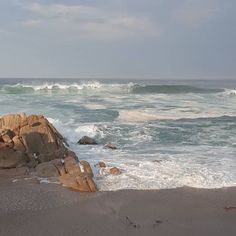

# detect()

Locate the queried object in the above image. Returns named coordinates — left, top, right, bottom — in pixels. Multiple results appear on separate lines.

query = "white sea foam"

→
left=224, top=89, right=236, bottom=96
left=1, top=81, right=136, bottom=93
left=118, top=108, right=236, bottom=122
left=95, top=152, right=236, bottom=191
left=83, top=104, right=107, bottom=110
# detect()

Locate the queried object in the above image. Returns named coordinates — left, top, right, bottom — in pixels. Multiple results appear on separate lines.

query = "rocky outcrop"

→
left=0, top=113, right=68, bottom=167
left=78, top=136, right=97, bottom=145
left=0, top=113, right=97, bottom=192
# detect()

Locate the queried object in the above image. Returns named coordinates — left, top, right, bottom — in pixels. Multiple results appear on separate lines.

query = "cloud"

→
left=21, top=2, right=157, bottom=40
left=172, top=1, right=219, bottom=27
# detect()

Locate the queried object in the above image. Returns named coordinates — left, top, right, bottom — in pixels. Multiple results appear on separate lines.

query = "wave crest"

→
left=0, top=81, right=227, bottom=95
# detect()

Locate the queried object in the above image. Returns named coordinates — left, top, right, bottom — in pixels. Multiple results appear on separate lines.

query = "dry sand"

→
left=0, top=177, right=236, bottom=236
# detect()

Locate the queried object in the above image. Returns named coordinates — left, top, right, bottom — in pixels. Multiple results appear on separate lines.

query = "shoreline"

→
left=1, top=177, right=236, bottom=236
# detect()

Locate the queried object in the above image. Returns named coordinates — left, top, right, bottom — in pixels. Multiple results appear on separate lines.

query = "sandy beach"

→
left=0, top=175, right=236, bottom=236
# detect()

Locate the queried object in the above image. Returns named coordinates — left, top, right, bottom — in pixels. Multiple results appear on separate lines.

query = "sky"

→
left=0, top=0, right=235, bottom=79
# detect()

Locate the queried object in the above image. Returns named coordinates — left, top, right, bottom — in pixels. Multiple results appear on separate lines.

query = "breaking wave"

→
left=0, top=81, right=226, bottom=95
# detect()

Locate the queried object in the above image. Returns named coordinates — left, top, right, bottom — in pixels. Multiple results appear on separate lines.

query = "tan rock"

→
left=0, top=129, right=15, bottom=143
left=109, top=167, right=121, bottom=175
left=64, top=156, right=81, bottom=175
left=59, top=173, right=80, bottom=190
left=0, top=113, right=68, bottom=165
left=80, top=160, right=94, bottom=177
left=0, top=113, right=27, bottom=134
left=59, top=173, right=97, bottom=192
left=85, top=175, right=97, bottom=192
left=51, top=159, right=66, bottom=176
left=12, top=136, right=26, bottom=152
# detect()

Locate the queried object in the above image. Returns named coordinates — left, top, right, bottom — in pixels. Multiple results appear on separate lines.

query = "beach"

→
left=1, top=79, right=236, bottom=235
left=0, top=175, right=236, bottom=236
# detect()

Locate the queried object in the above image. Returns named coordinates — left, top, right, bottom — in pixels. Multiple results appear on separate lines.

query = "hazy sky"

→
left=0, top=0, right=235, bottom=79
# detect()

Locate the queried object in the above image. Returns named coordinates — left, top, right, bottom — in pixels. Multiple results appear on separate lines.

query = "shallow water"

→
left=0, top=78, right=236, bottom=190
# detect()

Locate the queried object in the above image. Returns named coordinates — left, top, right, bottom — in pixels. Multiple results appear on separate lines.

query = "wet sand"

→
left=0, top=177, right=236, bottom=236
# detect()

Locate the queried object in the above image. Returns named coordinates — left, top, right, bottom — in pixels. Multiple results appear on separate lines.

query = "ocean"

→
left=0, top=78, right=236, bottom=190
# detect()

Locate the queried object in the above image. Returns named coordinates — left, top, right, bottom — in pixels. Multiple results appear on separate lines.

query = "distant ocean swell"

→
left=0, top=81, right=233, bottom=95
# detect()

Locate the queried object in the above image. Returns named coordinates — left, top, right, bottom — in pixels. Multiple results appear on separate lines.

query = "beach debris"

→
left=104, top=143, right=117, bottom=150
left=77, top=136, right=97, bottom=145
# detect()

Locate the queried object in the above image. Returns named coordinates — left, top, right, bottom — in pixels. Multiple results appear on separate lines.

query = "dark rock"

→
left=95, top=161, right=106, bottom=168
left=78, top=136, right=97, bottom=145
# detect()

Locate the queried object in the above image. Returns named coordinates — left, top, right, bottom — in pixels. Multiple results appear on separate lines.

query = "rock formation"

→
left=0, top=113, right=97, bottom=192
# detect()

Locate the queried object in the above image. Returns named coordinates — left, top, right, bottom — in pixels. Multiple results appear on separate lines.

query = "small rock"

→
left=95, top=161, right=106, bottom=168
left=78, top=136, right=97, bottom=145
left=104, top=143, right=117, bottom=150
left=109, top=167, right=121, bottom=175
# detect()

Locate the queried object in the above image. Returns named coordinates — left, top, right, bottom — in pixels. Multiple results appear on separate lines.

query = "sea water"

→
left=0, top=78, right=236, bottom=190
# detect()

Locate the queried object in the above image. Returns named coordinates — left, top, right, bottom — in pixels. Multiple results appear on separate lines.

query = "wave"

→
left=131, top=84, right=223, bottom=94
left=224, top=89, right=236, bottom=97
left=0, top=81, right=225, bottom=95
